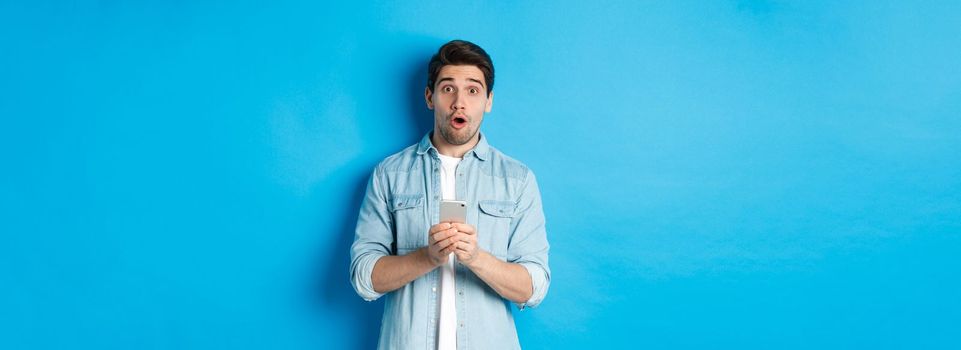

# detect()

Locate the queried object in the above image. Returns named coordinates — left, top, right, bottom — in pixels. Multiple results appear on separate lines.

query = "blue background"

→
left=2, top=1, right=960, bottom=349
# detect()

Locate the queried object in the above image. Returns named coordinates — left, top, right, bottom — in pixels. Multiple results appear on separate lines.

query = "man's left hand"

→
left=452, top=223, right=481, bottom=266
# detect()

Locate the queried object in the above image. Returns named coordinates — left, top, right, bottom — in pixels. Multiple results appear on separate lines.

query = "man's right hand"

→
left=371, top=223, right=459, bottom=294
left=427, top=222, right=460, bottom=266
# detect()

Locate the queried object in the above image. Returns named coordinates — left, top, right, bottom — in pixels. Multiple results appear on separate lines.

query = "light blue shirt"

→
left=350, top=132, right=551, bottom=349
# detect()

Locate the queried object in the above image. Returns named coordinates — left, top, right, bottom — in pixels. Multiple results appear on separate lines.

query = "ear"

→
left=425, top=86, right=434, bottom=110
left=485, top=91, right=494, bottom=113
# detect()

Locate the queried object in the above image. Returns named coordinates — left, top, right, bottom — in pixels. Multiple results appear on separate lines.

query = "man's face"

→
left=425, top=65, right=493, bottom=146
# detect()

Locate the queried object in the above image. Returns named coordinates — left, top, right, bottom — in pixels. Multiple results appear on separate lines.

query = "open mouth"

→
left=450, top=115, right=468, bottom=129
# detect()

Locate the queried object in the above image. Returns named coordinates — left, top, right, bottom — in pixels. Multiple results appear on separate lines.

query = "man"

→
left=349, top=40, right=551, bottom=349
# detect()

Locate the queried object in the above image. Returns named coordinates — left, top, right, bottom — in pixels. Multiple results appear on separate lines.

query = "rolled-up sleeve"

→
left=506, top=171, right=551, bottom=309
left=349, top=165, right=393, bottom=301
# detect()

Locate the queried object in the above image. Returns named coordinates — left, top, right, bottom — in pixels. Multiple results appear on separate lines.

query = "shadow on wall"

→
left=312, top=37, right=441, bottom=349
left=406, top=40, right=438, bottom=138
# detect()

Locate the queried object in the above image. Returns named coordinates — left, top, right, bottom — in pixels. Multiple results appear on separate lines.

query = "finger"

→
left=430, top=229, right=454, bottom=243
left=440, top=239, right=459, bottom=255
left=443, top=243, right=459, bottom=255
left=453, top=240, right=474, bottom=251
left=429, top=222, right=453, bottom=235
left=454, top=247, right=472, bottom=259
left=452, top=232, right=475, bottom=244
left=433, top=235, right=459, bottom=250
left=431, top=229, right=458, bottom=243
left=431, top=238, right=451, bottom=251
left=453, top=223, right=475, bottom=235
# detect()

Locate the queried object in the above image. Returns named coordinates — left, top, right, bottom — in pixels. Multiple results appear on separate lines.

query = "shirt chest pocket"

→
left=477, top=200, right=517, bottom=259
left=389, top=194, right=426, bottom=251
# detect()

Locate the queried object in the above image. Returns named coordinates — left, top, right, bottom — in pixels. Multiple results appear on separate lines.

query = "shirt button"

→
left=432, top=287, right=437, bottom=292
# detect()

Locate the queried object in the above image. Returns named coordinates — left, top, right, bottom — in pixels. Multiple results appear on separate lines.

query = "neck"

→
left=431, top=130, right=479, bottom=158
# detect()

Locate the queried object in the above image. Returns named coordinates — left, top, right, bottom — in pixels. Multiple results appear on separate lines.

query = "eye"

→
left=469, top=88, right=478, bottom=94
left=443, top=86, right=454, bottom=93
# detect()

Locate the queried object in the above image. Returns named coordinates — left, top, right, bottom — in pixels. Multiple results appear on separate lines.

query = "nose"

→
left=451, top=91, right=466, bottom=110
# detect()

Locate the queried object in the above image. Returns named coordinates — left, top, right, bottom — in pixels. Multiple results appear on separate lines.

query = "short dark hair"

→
left=427, top=40, right=494, bottom=95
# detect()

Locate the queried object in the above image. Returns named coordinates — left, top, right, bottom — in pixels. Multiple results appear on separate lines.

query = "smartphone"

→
left=439, top=200, right=467, bottom=224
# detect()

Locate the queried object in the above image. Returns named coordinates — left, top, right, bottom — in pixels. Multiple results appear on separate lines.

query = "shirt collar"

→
left=416, top=131, right=490, bottom=161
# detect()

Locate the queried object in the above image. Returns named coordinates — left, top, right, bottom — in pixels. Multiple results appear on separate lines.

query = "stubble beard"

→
left=438, top=119, right=478, bottom=146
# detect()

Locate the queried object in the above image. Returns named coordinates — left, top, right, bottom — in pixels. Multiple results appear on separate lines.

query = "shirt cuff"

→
left=351, top=252, right=386, bottom=301
left=515, top=261, right=549, bottom=310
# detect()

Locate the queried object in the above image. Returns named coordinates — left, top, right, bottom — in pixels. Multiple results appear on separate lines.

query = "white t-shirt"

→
left=436, top=153, right=461, bottom=350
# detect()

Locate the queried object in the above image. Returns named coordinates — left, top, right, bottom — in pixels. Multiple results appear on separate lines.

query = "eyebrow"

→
left=436, top=77, right=485, bottom=88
